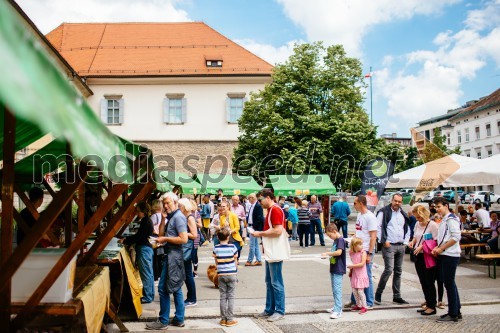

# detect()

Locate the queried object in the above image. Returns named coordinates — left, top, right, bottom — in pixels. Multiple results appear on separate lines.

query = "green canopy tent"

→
left=0, top=0, right=131, bottom=183
left=194, top=173, right=262, bottom=196
left=160, top=171, right=202, bottom=195
left=266, top=174, right=337, bottom=196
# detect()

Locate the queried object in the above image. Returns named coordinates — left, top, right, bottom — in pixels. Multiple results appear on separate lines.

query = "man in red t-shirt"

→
left=252, top=189, right=286, bottom=322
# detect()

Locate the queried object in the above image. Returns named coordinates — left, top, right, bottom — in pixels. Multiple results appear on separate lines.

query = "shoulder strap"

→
left=438, top=220, right=448, bottom=247
left=416, top=222, right=429, bottom=247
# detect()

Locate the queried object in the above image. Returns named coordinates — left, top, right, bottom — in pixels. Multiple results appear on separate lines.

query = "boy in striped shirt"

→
left=213, top=228, right=238, bottom=327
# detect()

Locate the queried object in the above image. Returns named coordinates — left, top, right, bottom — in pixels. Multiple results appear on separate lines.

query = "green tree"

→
left=233, top=42, right=387, bottom=188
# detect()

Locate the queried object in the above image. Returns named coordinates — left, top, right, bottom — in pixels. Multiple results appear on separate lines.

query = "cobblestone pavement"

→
left=253, top=304, right=500, bottom=333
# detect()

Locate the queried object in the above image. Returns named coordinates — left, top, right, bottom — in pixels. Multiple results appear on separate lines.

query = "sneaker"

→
left=374, top=293, right=382, bottom=305
left=326, top=308, right=334, bottom=314
left=330, top=312, right=341, bottom=319
left=344, top=301, right=355, bottom=308
left=305, top=246, right=309, bottom=248
left=366, top=305, right=373, bottom=309
left=169, top=320, right=185, bottom=327
left=225, top=320, right=238, bottom=327
left=184, top=301, right=197, bottom=307
left=219, top=319, right=226, bottom=326
left=393, top=298, right=409, bottom=305
left=193, top=272, right=198, bottom=278
left=359, top=307, right=368, bottom=315
left=245, top=261, right=253, bottom=266
left=254, top=311, right=271, bottom=318
left=253, top=261, right=262, bottom=266
left=437, top=301, right=446, bottom=309
left=145, top=321, right=169, bottom=330
left=351, top=305, right=362, bottom=311
left=267, top=313, right=285, bottom=322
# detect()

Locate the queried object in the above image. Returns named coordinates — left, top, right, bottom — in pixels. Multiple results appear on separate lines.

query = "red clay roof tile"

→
left=46, top=22, right=273, bottom=77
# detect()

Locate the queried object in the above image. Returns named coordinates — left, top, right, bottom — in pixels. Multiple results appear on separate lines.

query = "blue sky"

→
left=17, top=0, right=500, bottom=137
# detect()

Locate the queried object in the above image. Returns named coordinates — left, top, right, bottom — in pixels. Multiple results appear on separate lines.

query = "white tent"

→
left=443, top=154, right=500, bottom=186
left=386, top=154, right=477, bottom=189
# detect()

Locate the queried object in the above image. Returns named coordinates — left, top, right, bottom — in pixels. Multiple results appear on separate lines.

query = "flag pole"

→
left=370, top=65, right=373, bottom=125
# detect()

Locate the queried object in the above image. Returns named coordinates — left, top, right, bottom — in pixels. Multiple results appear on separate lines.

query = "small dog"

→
left=207, top=264, right=219, bottom=288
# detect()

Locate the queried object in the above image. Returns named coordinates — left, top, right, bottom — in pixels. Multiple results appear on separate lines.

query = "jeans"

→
left=192, top=247, right=199, bottom=272
left=351, top=253, right=374, bottom=306
left=437, top=255, right=461, bottom=317
left=184, top=259, right=197, bottom=303
left=291, top=223, right=298, bottom=239
left=414, top=253, right=437, bottom=309
left=376, top=244, right=405, bottom=299
left=219, top=275, right=237, bottom=321
left=158, top=257, right=185, bottom=324
left=330, top=273, right=343, bottom=314
left=247, top=234, right=262, bottom=263
left=334, top=219, right=348, bottom=238
left=309, top=218, right=325, bottom=245
left=136, top=245, right=155, bottom=303
left=265, top=261, right=285, bottom=315
left=298, top=224, right=310, bottom=247
left=487, top=237, right=499, bottom=253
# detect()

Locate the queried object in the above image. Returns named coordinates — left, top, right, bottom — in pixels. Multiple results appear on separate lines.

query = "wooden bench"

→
left=460, top=243, right=487, bottom=259
left=476, top=254, right=500, bottom=279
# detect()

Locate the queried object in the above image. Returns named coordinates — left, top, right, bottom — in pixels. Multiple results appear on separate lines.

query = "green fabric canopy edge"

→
left=266, top=174, right=337, bottom=196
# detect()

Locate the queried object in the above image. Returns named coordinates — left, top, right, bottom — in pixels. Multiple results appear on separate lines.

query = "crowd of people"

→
left=115, top=188, right=498, bottom=330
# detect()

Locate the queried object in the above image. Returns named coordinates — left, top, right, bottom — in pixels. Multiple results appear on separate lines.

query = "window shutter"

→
left=181, top=98, right=187, bottom=123
left=118, top=98, right=124, bottom=124
left=225, top=97, right=231, bottom=123
left=163, top=98, right=169, bottom=123
left=100, top=99, right=108, bottom=124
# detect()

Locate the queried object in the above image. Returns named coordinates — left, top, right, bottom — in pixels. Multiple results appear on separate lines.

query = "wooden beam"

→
left=13, top=184, right=63, bottom=247
left=41, top=178, right=56, bottom=198
left=1, top=108, right=15, bottom=332
left=10, top=183, right=129, bottom=330
left=0, top=164, right=88, bottom=292
left=81, top=180, right=155, bottom=264
left=64, top=145, right=73, bottom=248
left=77, top=185, right=85, bottom=233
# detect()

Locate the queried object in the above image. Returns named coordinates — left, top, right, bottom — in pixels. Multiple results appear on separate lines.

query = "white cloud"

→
left=235, top=39, right=302, bottom=65
left=380, top=0, right=500, bottom=129
left=276, top=0, right=460, bottom=56
left=16, top=0, right=191, bottom=33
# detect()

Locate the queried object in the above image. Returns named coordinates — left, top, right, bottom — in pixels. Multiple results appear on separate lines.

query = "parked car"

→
left=400, top=188, right=415, bottom=194
left=442, top=190, right=464, bottom=203
left=460, top=191, right=472, bottom=204
left=422, top=191, right=437, bottom=203
left=466, top=191, right=500, bottom=204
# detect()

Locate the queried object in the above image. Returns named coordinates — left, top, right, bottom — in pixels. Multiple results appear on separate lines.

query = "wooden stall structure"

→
left=0, top=1, right=161, bottom=331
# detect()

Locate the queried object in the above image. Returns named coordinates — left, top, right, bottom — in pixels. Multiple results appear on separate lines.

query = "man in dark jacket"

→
left=245, top=193, right=265, bottom=266
left=375, top=193, right=410, bottom=305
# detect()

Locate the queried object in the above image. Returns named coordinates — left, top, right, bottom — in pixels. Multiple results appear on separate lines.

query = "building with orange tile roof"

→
left=46, top=22, right=273, bottom=175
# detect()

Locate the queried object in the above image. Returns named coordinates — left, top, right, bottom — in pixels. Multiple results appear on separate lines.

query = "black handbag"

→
left=410, top=222, right=429, bottom=262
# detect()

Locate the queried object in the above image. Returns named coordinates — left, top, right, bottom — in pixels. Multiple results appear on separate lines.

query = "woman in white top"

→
left=408, top=205, right=439, bottom=316
left=431, top=197, right=462, bottom=323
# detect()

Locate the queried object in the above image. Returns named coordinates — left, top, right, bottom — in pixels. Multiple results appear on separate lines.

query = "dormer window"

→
left=206, top=59, right=223, bottom=67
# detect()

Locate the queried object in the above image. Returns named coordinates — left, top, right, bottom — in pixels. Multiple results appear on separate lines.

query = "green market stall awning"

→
left=194, top=173, right=262, bottom=196
left=267, top=174, right=336, bottom=196
left=0, top=0, right=131, bottom=183
left=160, top=171, right=202, bottom=195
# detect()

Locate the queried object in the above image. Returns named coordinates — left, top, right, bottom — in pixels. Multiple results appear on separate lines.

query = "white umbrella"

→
left=443, top=154, right=500, bottom=186
left=386, top=154, right=477, bottom=189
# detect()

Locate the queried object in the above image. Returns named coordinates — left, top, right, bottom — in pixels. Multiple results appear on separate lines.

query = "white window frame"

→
left=465, top=128, right=469, bottom=142
left=163, top=94, right=187, bottom=124
left=226, top=93, right=247, bottom=124
left=486, top=123, right=491, bottom=137
left=475, top=126, right=480, bottom=140
left=100, top=95, right=124, bottom=125
left=476, top=150, right=482, bottom=159
left=457, top=130, right=461, bottom=144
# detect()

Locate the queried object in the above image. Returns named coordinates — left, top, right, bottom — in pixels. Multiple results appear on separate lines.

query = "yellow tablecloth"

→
left=119, top=247, right=143, bottom=317
left=75, top=267, right=110, bottom=333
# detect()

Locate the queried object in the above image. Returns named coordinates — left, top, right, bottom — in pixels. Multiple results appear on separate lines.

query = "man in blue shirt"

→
left=331, top=194, right=351, bottom=238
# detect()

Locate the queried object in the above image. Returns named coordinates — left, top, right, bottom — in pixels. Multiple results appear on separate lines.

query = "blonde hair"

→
left=350, top=237, right=363, bottom=253
left=301, top=200, right=308, bottom=207
left=412, top=205, right=430, bottom=221
left=178, top=198, right=193, bottom=212
left=189, top=199, right=198, bottom=212
left=151, top=199, right=162, bottom=212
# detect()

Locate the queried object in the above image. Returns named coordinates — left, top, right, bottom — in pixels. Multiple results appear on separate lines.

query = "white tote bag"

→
left=261, top=206, right=291, bottom=262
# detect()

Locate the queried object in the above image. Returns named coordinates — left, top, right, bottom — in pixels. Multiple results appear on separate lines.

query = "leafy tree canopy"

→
left=233, top=42, right=390, bottom=189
